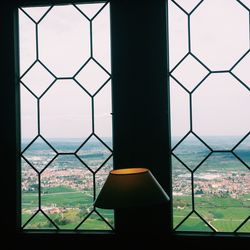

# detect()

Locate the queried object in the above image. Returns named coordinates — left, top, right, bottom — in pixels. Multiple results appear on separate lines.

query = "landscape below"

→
left=21, top=136, right=250, bottom=232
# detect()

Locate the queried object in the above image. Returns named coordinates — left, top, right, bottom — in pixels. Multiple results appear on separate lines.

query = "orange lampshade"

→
left=94, top=168, right=170, bottom=209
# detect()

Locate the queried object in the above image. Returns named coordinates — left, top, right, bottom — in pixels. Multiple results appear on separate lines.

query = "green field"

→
left=173, top=195, right=250, bottom=232
left=22, top=186, right=250, bottom=232
left=22, top=186, right=114, bottom=230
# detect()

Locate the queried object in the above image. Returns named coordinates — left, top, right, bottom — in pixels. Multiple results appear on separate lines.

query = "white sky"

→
left=19, top=0, right=250, bottom=141
left=169, top=0, right=250, bottom=138
left=19, top=3, right=112, bottom=140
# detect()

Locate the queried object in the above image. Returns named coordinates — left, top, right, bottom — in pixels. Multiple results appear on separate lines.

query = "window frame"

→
left=1, top=0, right=249, bottom=245
left=168, top=0, right=250, bottom=234
left=18, top=0, right=114, bottom=231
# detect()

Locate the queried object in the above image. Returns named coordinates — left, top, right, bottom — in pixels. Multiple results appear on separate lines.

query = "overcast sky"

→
left=19, top=3, right=112, bottom=141
left=19, top=0, right=250, bottom=144
left=168, top=0, right=250, bottom=141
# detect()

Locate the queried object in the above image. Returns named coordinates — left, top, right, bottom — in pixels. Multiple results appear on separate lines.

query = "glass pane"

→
left=23, top=211, right=57, bottom=229
left=232, top=51, right=250, bottom=88
left=173, top=133, right=211, bottom=171
left=239, top=0, right=250, bottom=9
left=192, top=73, right=250, bottom=150
left=177, top=213, right=213, bottom=232
left=41, top=155, right=93, bottom=230
left=94, top=81, right=112, bottom=146
left=40, top=79, right=92, bottom=151
left=171, top=54, right=209, bottom=92
left=21, top=61, right=55, bottom=97
left=172, top=157, right=192, bottom=228
left=237, top=219, right=250, bottom=233
left=173, top=0, right=203, bottom=13
left=77, top=136, right=112, bottom=172
left=170, top=78, right=190, bottom=148
left=18, top=10, right=36, bottom=76
left=92, top=3, right=111, bottom=71
left=96, top=208, right=114, bottom=229
left=234, top=135, right=250, bottom=167
left=168, top=0, right=188, bottom=71
left=21, top=159, right=38, bottom=226
left=76, top=3, right=105, bottom=20
left=20, top=85, right=37, bottom=148
left=77, top=212, right=112, bottom=230
left=75, top=59, right=110, bottom=96
left=194, top=153, right=250, bottom=232
left=95, top=157, right=113, bottom=196
left=191, top=0, right=248, bottom=70
left=95, top=158, right=114, bottom=228
left=22, top=137, right=56, bottom=172
left=22, top=6, right=51, bottom=23
left=39, top=5, right=90, bottom=77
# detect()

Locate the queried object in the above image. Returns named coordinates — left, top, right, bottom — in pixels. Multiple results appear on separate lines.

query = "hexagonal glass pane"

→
left=22, top=6, right=51, bottom=23
left=23, top=211, right=57, bottom=229
left=20, top=85, right=38, bottom=149
left=193, top=73, right=250, bottom=150
left=94, top=81, right=112, bottom=146
left=232, top=51, right=250, bottom=88
left=194, top=152, right=250, bottom=232
left=39, top=5, right=90, bottom=77
left=168, top=0, right=188, bottom=70
left=173, top=133, right=211, bottom=171
left=176, top=213, right=213, bottom=232
left=41, top=155, right=93, bottom=229
left=172, top=157, right=192, bottom=228
left=92, top=3, right=111, bottom=72
left=173, top=0, right=202, bottom=13
left=22, top=137, right=56, bottom=172
left=75, top=3, right=105, bottom=20
left=21, top=61, right=55, bottom=97
left=191, top=0, right=249, bottom=70
left=171, top=54, right=209, bottom=92
left=18, top=10, right=36, bottom=76
left=22, top=158, right=39, bottom=226
left=77, top=135, right=112, bottom=172
left=75, top=59, right=110, bottom=96
left=40, top=79, right=92, bottom=152
left=234, top=135, right=250, bottom=167
left=170, top=78, right=190, bottom=148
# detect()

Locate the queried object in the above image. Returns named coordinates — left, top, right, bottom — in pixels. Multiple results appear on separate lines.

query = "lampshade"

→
left=94, top=168, right=170, bottom=209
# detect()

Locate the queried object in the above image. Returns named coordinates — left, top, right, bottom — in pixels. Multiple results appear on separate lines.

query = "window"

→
left=169, top=0, right=250, bottom=232
left=2, top=0, right=249, bottom=242
left=18, top=1, right=113, bottom=230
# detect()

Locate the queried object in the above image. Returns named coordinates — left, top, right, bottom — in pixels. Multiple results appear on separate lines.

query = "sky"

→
left=19, top=3, right=112, bottom=140
left=168, top=0, right=250, bottom=139
left=19, top=0, right=250, bottom=143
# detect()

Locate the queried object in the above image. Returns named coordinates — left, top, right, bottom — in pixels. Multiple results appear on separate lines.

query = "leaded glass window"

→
left=168, top=0, right=250, bottom=233
left=19, top=1, right=113, bottom=230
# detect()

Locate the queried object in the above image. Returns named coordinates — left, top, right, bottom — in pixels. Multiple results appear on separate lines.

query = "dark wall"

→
left=11, top=232, right=250, bottom=249
left=110, top=0, right=171, bottom=233
left=1, top=0, right=249, bottom=248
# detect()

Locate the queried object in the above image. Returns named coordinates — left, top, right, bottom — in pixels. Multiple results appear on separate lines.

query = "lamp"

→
left=94, top=168, right=170, bottom=209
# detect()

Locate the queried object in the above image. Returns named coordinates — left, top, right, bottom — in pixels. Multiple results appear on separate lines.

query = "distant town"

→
left=21, top=136, right=250, bottom=231
left=173, top=169, right=250, bottom=198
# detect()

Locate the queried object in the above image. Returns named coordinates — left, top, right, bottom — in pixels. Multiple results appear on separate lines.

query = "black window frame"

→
left=1, top=0, right=249, bottom=247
